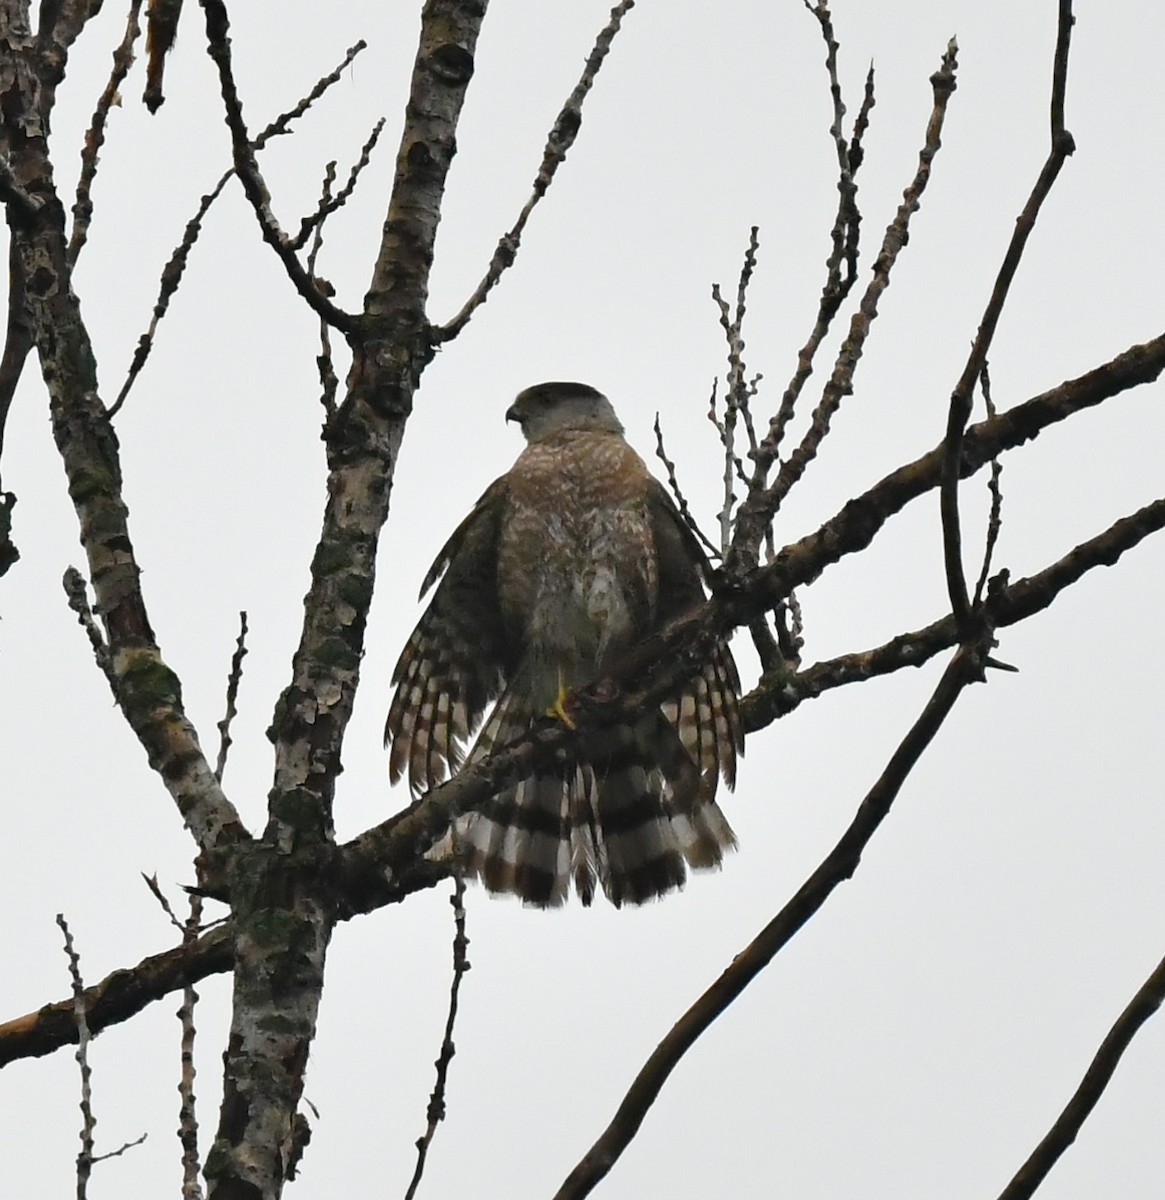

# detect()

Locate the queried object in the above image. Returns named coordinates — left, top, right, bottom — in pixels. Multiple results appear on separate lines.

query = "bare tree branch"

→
left=747, top=37, right=959, bottom=558
left=202, top=3, right=493, bottom=1194
left=0, top=11, right=248, bottom=861
left=555, top=638, right=993, bottom=1199
left=745, top=493, right=1165, bottom=731
left=307, top=162, right=340, bottom=420
left=0, top=923, right=233, bottom=1067
left=177, top=895, right=206, bottom=1200
left=214, top=612, right=248, bottom=784
left=6, top=490, right=1162, bottom=1069
left=337, top=335, right=1165, bottom=913
left=109, top=39, right=368, bottom=417
left=652, top=410, right=721, bottom=561
left=0, top=238, right=35, bottom=485
left=971, top=362, right=1004, bottom=607
left=941, top=0, right=1075, bottom=628
left=68, top=0, right=145, bottom=266
left=198, top=0, right=358, bottom=334
left=403, top=874, right=470, bottom=1200
left=734, top=7, right=873, bottom=561
left=289, top=117, right=387, bottom=252
left=62, top=566, right=118, bottom=696
left=434, top=0, right=636, bottom=342
left=58, top=913, right=98, bottom=1199
left=996, top=951, right=1165, bottom=1200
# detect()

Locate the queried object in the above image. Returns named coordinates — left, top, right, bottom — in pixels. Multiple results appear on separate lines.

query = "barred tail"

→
left=455, top=681, right=735, bottom=907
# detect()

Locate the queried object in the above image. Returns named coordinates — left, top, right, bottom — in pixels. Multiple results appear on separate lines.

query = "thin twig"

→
left=759, top=38, right=958, bottom=532
left=652, top=412, right=721, bottom=561
left=198, top=0, right=357, bottom=333
left=403, top=873, right=470, bottom=1200
left=997, top=951, right=1165, bottom=1200
left=108, top=40, right=368, bottom=417
left=0, top=923, right=234, bottom=1066
left=941, top=0, right=1075, bottom=630
left=741, top=493, right=1165, bottom=734
left=142, top=872, right=186, bottom=932
left=62, top=567, right=118, bottom=696
left=972, top=362, right=1005, bottom=607
left=710, top=228, right=761, bottom=554
left=434, top=0, right=636, bottom=341
left=92, top=1132, right=149, bottom=1164
left=554, top=640, right=992, bottom=1199
left=68, top=0, right=145, bottom=266
left=108, top=169, right=234, bottom=418
left=177, top=894, right=205, bottom=1200
left=58, top=913, right=97, bottom=1199
left=253, top=42, right=369, bottom=152
left=289, top=117, right=387, bottom=251
left=307, top=164, right=340, bottom=421
left=749, top=8, right=872, bottom=488
left=214, top=611, right=249, bottom=784
left=704, top=364, right=747, bottom=555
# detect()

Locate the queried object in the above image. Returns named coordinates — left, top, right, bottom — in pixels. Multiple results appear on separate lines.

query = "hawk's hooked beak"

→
left=505, top=402, right=523, bottom=426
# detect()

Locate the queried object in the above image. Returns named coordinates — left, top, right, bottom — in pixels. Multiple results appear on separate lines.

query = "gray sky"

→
left=3, top=2, right=1165, bottom=1197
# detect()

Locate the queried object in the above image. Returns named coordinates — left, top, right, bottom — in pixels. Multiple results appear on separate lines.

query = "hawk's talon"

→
left=546, top=680, right=577, bottom=729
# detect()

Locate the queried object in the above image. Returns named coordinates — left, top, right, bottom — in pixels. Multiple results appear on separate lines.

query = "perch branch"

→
left=742, top=494, right=1165, bottom=732
left=338, top=333, right=1165, bottom=913
left=6, top=492, right=1163, bottom=1064
left=5, top=336, right=1164, bottom=1064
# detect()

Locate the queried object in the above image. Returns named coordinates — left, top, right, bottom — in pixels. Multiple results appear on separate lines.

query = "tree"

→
left=2, top=1, right=1164, bottom=1197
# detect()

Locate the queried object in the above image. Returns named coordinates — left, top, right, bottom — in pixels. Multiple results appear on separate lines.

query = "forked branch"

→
left=941, top=0, right=1076, bottom=628
left=435, top=0, right=636, bottom=341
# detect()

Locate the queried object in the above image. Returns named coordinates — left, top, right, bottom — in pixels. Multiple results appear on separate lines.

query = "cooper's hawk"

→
left=386, top=382, right=742, bottom=906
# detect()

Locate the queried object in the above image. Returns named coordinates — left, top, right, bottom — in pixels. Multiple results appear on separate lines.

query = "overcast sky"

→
left=3, top=2, right=1165, bottom=1197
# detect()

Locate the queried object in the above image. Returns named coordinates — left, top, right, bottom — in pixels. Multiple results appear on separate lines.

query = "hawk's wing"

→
left=647, top=479, right=743, bottom=794
left=385, top=478, right=514, bottom=794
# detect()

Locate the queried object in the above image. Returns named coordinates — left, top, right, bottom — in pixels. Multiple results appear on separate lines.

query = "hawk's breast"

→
left=497, top=430, right=657, bottom=672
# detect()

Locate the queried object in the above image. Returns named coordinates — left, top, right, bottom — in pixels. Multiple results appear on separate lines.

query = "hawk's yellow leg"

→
left=546, top=671, right=577, bottom=730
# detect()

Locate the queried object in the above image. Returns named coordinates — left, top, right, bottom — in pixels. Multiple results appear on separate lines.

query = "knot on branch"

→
left=427, top=43, right=475, bottom=85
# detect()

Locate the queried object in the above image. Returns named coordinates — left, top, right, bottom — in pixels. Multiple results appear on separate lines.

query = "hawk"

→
left=386, top=382, right=742, bottom=907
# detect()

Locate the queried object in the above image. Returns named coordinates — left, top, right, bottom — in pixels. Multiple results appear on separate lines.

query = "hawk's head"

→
left=506, top=381, right=624, bottom=443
